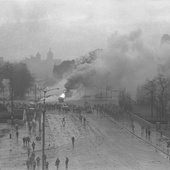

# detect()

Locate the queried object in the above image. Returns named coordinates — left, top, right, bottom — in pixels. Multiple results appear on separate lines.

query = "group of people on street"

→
left=141, top=126, right=151, bottom=140
left=145, top=127, right=151, bottom=140
left=79, top=114, right=86, bottom=125
left=55, top=157, right=69, bottom=170
left=26, top=153, right=49, bottom=170
left=26, top=150, right=37, bottom=170
left=23, top=136, right=31, bottom=146
left=27, top=155, right=69, bottom=170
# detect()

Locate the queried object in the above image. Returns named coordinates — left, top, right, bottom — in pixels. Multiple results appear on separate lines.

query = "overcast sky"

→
left=0, top=0, right=170, bottom=61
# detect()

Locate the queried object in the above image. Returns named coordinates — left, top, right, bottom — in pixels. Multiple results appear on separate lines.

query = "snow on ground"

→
left=0, top=109, right=170, bottom=170
left=47, top=112, right=80, bottom=147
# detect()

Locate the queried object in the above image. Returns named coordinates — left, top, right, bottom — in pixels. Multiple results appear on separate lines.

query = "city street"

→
left=0, top=1, right=170, bottom=169
left=0, top=109, right=170, bottom=170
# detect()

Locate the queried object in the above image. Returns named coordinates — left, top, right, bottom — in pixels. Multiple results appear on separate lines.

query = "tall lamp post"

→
left=33, top=79, right=44, bottom=133
left=41, top=87, right=59, bottom=170
left=93, top=85, right=98, bottom=98
left=10, top=66, right=14, bottom=125
left=111, top=90, right=118, bottom=103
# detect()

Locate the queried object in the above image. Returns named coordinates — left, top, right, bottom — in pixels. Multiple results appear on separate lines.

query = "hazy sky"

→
left=0, top=0, right=170, bottom=61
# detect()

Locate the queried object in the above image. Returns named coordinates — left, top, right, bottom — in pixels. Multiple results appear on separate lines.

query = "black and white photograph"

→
left=0, top=0, right=170, bottom=170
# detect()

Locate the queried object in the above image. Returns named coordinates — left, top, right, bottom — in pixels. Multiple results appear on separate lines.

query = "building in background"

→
left=23, top=49, right=61, bottom=85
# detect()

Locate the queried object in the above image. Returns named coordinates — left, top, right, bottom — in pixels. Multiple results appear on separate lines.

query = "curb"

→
left=107, top=114, right=170, bottom=161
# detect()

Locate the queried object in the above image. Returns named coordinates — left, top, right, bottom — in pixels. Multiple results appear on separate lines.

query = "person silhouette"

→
left=65, top=157, right=69, bottom=169
left=71, top=137, right=75, bottom=147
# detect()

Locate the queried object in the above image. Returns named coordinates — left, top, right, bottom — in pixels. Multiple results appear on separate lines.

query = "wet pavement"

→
left=0, top=108, right=170, bottom=170
left=103, top=109, right=170, bottom=161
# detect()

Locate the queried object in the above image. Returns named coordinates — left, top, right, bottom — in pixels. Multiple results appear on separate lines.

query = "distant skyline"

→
left=0, top=0, right=170, bottom=61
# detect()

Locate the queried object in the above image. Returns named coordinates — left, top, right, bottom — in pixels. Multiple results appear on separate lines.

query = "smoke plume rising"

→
left=64, top=29, right=170, bottom=99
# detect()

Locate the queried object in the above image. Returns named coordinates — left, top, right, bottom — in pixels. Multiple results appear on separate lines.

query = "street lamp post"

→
left=93, top=85, right=98, bottom=99
left=111, top=90, right=118, bottom=104
left=41, top=87, right=59, bottom=170
left=10, top=70, right=14, bottom=125
left=33, top=79, right=44, bottom=133
left=42, top=90, right=46, bottom=170
left=35, top=84, right=37, bottom=103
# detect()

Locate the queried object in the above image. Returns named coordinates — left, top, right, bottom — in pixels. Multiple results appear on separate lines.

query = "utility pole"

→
left=41, top=87, right=59, bottom=170
left=105, top=86, right=108, bottom=103
left=11, top=81, right=13, bottom=124
left=10, top=67, right=14, bottom=125
left=35, top=84, right=37, bottom=103
left=34, top=80, right=43, bottom=133
left=42, top=90, right=46, bottom=170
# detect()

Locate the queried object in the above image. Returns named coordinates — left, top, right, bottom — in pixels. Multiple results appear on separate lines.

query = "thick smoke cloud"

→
left=65, top=64, right=97, bottom=91
left=64, top=29, right=159, bottom=98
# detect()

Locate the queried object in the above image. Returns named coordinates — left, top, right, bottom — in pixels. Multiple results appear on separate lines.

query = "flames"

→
left=60, top=93, right=65, bottom=98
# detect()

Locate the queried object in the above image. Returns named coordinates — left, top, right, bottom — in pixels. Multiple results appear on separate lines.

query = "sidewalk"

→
left=0, top=115, right=56, bottom=168
left=106, top=109, right=170, bottom=160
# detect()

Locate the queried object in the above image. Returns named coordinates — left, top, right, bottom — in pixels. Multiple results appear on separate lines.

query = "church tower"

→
left=47, top=48, right=53, bottom=61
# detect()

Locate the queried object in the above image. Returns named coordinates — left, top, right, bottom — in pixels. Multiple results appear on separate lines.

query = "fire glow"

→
left=60, top=93, right=65, bottom=98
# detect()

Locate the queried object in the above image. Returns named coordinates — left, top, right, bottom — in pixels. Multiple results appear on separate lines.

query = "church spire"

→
left=47, top=47, right=53, bottom=60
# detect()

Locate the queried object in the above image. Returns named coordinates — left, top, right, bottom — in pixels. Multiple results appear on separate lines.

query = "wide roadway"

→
left=1, top=109, right=170, bottom=170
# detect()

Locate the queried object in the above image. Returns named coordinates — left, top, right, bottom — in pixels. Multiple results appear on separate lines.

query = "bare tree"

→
left=118, top=89, right=132, bottom=112
left=154, top=74, right=170, bottom=119
left=0, top=62, right=34, bottom=99
left=143, top=79, right=156, bottom=118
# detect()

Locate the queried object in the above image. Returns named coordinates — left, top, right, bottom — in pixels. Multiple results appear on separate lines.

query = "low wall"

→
left=0, top=109, right=24, bottom=120
left=7, top=119, right=24, bottom=125
left=131, top=112, right=155, bottom=129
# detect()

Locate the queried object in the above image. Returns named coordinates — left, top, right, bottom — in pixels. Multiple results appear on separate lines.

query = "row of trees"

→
left=118, top=89, right=133, bottom=112
left=136, top=74, right=170, bottom=119
left=0, top=62, right=34, bottom=99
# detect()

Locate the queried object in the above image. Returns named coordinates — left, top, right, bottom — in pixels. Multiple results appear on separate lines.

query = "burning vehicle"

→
left=58, top=92, right=65, bottom=103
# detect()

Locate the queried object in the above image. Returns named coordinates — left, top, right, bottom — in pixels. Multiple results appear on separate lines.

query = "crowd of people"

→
left=6, top=100, right=133, bottom=170
left=55, top=157, right=69, bottom=170
left=4, top=99, right=169, bottom=169
left=23, top=102, right=73, bottom=170
left=26, top=152, right=49, bottom=170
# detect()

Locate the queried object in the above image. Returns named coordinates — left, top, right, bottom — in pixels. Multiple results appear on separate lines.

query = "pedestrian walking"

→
left=16, top=131, right=19, bottom=140
left=26, top=159, right=30, bottom=170
left=43, top=154, right=47, bottom=163
left=80, top=115, right=82, bottom=122
left=27, top=147, right=31, bottom=157
left=31, top=151, right=35, bottom=160
left=28, top=136, right=30, bottom=145
left=83, top=117, right=86, bottom=125
left=55, top=158, right=60, bottom=170
left=32, top=160, right=36, bottom=170
left=62, top=117, right=66, bottom=127
left=32, top=141, right=35, bottom=151
left=160, top=130, right=163, bottom=138
left=141, top=126, right=144, bottom=137
left=145, top=128, right=148, bottom=139
left=9, top=133, right=12, bottom=151
left=23, top=137, right=26, bottom=145
left=167, top=143, right=170, bottom=155
left=29, top=156, right=33, bottom=169
left=26, top=136, right=30, bottom=145
left=15, top=124, right=19, bottom=132
left=45, top=161, right=49, bottom=170
left=132, top=124, right=135, bottom=133
left=36, top=156, right=40, bottom=166
left=65, top=157, right=69, bottom=169
left=29, top=123, right=32, bottom=133
left=71, top=136, right=75, bottom=147
left=148, top=129, right=151, bottom=140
